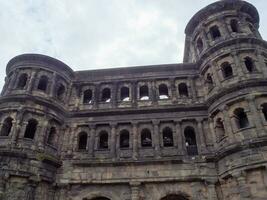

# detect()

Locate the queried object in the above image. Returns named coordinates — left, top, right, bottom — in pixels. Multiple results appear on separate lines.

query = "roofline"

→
left=185, top=0, right=259, bottom=36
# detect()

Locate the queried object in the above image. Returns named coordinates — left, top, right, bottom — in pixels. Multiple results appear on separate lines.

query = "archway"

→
left=161, top=194, right=188, bottom=200
left=83, top=197, right=111, bottom=200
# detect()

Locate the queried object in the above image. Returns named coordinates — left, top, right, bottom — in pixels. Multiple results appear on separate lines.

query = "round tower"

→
left=184, top=0, right=267, bottom=198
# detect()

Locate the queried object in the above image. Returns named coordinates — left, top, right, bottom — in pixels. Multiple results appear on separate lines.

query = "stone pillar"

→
left=246, top=96, right=264, bottom=136
left=152, top=120, right=161, bottom=158
left=37, top=120, right=49, bottom=151
left=8, top=69, right=19, bottom=90
left=132, top=122, right=138, bottom=159
left=201, top=25, right=210, bottom=48
left=49, top=72, right=57, bottom=98
left=88, top=124, right=96, bottom=157
left=110, top=123, right=117, bottom=158
left=234, top=172, right=251, bottom=200
left=196, top=119, right=208, bottom=154
left=222, top=106, right=235, bottom=143
left=219, top=16, right=230, bottom=38
left=132, top=81, right=137, bottom=107
left=0, top=175, right=5, bottom=198
left=57, top=183, right=70, bottom=200
left=188, top=77, right=197, bottom=101
left=27, top=71, right=37, bottom=93
left=206, top=180, right=218, bottom=200
left=169, top=78, right=177, bottom=103
left=211, top=61, right=222, bottom=88
left=232, top=52, right=245, bottom=79
left=112, top=82, right=118, bottom=108
left=130, top=182, right=141, bottom=200
left=175, top=120, right=185, bottom=155
left=151, top=81, right=158, bottom=105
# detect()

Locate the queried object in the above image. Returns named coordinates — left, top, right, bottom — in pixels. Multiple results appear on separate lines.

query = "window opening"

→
left=99, top=131, right=109, bottom=149
left=178, top=83, right=189, bottom=97
left=0, top=117, right=13, bottom=136
left=233, top=108, right=249, bottom=129
left=140, top=85, right=149, bottom=100
left=141, top=129, right=152, bottom=147
left=24, top=119, right=38, bottom=139
left=37, top=75, right=48, bottom=91
left=120, top=130, right=130, bottom=148
left=83, top=89, right=93, bottom=104
left=120, top=87, right=130, bottom=101
left=101, top=88, right=111, bottom=102
left=78, top=132, right=88, bottom=150
left=159, top=84, right=169, bottom=99
left=17, top=73, right=28, bottom=89
left=162, top=127, right=174, bottom=147
left=184, top=127, right=198, bottom=155
left=210, top=25, right=221, bottom=40
left=221, top=62, right=233, bottom=78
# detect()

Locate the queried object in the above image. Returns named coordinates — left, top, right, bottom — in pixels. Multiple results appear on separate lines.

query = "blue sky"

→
left=0, top=0, right=266, bottom=89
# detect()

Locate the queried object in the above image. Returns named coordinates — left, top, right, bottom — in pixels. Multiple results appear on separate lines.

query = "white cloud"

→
left=0, top=0, right=266, bottom=89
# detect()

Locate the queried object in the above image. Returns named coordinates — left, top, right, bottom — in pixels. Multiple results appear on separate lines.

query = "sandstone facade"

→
left=1, top=0, right=267, bottom=199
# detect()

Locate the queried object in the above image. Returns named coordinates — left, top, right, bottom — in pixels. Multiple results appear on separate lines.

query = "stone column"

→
left=232, top=52, right=245, bottom=79
left=57, top=183, right=70, bottom=200
left=110, top=123, right=117, bottom=158
left=206, top=180, right=218, bottom=200
left=27, top=71, right=37, bottom=93
left=234, top=172, right=251, bottom=200
left=130, top=182, right=141, bottom=200
left=132, top=81, right=137, bottom=107
left=112, top=82, right=118, bottom=108
left=188, top=77, right=197, bottom=101
left=152, top=120, right=161, bottom=158
left=246, top=96, right=265, bottom=136
left=170, top=78, right=177, bottom=103
left=0, top=175, right=5, bottom=198
left=196, top=119, right=208, bottom=154
left=66, top=126, right=77, bottom=154
left=222, top=106, right=235, bottom=143
left=49, top=72, right=57, bottom=98
left=175, top=120, right=185, bottom=155
left=219, top=16, right=230, bottom=38
left=8, top=69, right=19, bottom=90
left=211, top=61, right=222, bottom=88
left=132, top=122, right=138, bottom=159
left=88, top=124, right=96, bottom=157
left=37, top=120, right=49, bottom=151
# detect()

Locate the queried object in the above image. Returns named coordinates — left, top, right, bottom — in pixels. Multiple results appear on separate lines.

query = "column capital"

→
left=110, top=122, right=117, bottom=128
left=152, top=119, right=160, bottom=126
left=88, top=123, right=96, bottom=129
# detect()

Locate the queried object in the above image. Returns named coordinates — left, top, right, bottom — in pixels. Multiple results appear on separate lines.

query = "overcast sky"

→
left=0, top=0, right=266, bottom=89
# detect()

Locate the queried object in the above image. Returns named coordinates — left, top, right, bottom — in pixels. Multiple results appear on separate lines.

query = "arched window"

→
left=178, top=83, right=189, bottom=97
left=206, top=73, right=213, bottom=84
left=78, top=132, right=88, bottom=150
left=37, top=75, right=48, bottom=91
left=90, top=197, right=111, bottom=200
left=230, top=19, right=239, bottom=33
left=221, top=62, right=233, bottom=78
left=0, top=117, right=13, bottom=136
left=120, top=129, right=130, bottom=148
left=101, top=88, right=111, bottom=102
left=120, top=87, right=130, bottom=101
left=24, top=119, right=38, bottom=139
left=17, top=73, right=28, bottom=89
left=47, top=127, right=57, bottom=146
left=261, top=103, right=267, bottom=121
left=83, top=89, right=93, bottom=104
left=99, top=131, right=108, bottom=149
left=233, top=108, right=249, bottom=129
left=184, top=127, right=198, bottom=156
left=162, top=127, right=174, bottom=147
left=141, top=128, right=152, bottom=147
left=161, top=194, right=188, bottom=200
left=215, top=118, right=225, bottom=140
left=197, top=38, right=204, bottom=53
left=244, top=57, right=255, bottom=72
left=140, top=85, right=149, bottom=100
left=210, top=25, right=221, bottom=40
left=56, top=83, right=65, bottom=100
left=159, top=84, right=169, bottom=99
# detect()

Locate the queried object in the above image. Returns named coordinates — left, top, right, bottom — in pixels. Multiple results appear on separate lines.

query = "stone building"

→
left=1, top=0, right=267, bottom=199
